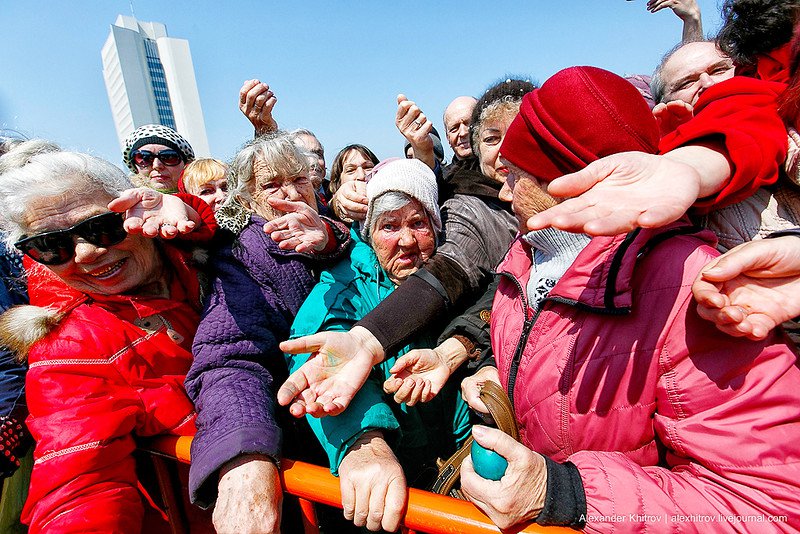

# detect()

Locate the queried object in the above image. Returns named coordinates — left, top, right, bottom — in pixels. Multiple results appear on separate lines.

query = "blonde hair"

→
left=181, top=158, right=228, bottom=195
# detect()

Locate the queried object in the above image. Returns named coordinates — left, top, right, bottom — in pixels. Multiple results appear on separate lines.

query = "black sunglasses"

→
left=131, top=149, right=183, bottom=168
left=14, top=212, right=128, bottom=265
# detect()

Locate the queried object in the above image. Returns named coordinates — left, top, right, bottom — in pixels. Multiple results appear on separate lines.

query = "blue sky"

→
left=2, top=1, right=724, bottom=169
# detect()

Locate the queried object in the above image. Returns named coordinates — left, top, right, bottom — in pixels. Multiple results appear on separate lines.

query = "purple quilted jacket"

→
left=185, top=215, right=318, bottom=506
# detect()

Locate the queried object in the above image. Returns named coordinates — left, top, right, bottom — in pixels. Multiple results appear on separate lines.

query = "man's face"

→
left=443, top=97, right=477, bottom=159
left=661, top=42, right=734, bottom=106
left=295, top=133, right=326, bottom=186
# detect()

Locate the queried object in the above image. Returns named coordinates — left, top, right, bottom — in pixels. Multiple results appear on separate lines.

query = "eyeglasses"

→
left=14, top=212, right=127, bottom=265
left=131, top=149, right=183, bottom=168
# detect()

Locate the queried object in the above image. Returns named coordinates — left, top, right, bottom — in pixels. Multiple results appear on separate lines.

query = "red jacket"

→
left=492, top=223, right=800, bottom=532
left=18, top=242, right=202, bottom=533
left=659, top=76, right=788, bottom=212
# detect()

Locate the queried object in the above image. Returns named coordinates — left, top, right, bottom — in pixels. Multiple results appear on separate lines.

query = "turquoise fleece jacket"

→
left=287, top=228, right=471, bottom=477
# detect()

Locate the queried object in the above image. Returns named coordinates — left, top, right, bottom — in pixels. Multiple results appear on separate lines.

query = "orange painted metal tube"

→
left=142, top=437, right=572, bottom=534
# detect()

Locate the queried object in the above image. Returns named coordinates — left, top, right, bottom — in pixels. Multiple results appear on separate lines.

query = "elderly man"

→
left=650, top=40, right=735, bottom=135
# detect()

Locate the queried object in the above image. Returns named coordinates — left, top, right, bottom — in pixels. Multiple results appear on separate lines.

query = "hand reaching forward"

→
left=460, top=425, right=547, bottom=530
left=383, top=337, right=468, bottom=405
left=239, top=79, right=278, bottom=135
left=395, top=93, right=435, bottom=169
left=108, top=188, right=199, bottom=239
left=692, top=235, right=800, bottom=340
left=262, top=197, right=329, bottom=253
left=652, top=100, right=694, bottom=136
left=526, top=151, right=703, bottom=236
left=278, top=326, right=385, bottom=417
left=331, top=180, right=368, bottom=223
left=338, top=431, right=407, bottom=532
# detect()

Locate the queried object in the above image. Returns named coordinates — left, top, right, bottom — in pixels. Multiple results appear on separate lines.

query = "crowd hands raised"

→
left=4, top=0, right=800, bottom=533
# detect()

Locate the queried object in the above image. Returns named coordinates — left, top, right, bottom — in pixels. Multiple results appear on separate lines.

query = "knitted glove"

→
left=0, top=415, right=29, bottom=478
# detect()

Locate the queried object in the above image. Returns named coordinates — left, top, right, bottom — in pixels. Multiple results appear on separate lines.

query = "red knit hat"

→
left=500, top=66, right=659, bottom=182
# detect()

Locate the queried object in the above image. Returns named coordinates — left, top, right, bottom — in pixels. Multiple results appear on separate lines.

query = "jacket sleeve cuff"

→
left=355, top=272, right=448, bottom=355
left=535, top=457, right=587, bottom=530
left=174, top=193, right=218, bottom=241
left=188, top=424, right=282, bottom=508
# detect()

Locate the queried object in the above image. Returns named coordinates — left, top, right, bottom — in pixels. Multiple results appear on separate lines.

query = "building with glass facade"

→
left=101, top=15, right=210, bottom=156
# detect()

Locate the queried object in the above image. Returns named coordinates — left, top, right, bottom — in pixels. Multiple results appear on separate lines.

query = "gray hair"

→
left=471, top=95, right=524, bottom=162
left=366, top=191, right=439, bottom=246
left=290, top=128, right=324, bottom=154
left=0, top=139, right=61, bottom=175
left=650, top=39, right=714, bottom=104
left=226, top=130, right=312, bottom=208
left=0, top=151, right=132, bottom=248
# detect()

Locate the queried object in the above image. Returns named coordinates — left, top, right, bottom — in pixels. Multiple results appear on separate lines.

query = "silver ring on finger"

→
left=413, top=120, right=423, bottom=129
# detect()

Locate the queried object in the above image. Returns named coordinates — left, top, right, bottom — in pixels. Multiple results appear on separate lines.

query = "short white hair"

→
left=0, top=151, right=132, bottom=247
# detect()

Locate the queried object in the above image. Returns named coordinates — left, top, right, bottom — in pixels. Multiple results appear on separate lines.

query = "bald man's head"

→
left=443, top=96, right=478, bottom=159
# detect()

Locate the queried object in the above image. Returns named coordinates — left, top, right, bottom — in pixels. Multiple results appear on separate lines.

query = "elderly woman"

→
left=280, top=80, right=534, bottom=420
left=0, top=149, right=216, bottom=532
left=286, top=158, right=472, bottom=532
left=123, top=124, right=196, bottom=193
left=185, top=131, right=349, bottom=533
left=459, top=67, right=800, bottom=532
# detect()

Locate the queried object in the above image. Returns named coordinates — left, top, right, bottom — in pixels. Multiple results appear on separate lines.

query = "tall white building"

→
left=101, top=15, right=210, bottom=156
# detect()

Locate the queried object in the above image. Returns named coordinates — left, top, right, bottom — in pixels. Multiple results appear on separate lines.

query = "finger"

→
left=526, top=197, right=594, bottom=231
left=471, top=425, right=524, bottom=461
left=582, top=209, right=646, bottom=236
left=545, top=159, right=611, bottom=198
left=388, top=354, right=415, bottom=375
left=421, top=380, right=434, bottom=402
left=123, top=218, right=144, bottom=235
left=262, top=95, right=277, bottom=117
left=366, top=481, right=387, bottom=532
left=159, top=223, right=179, bottom=239
left=393, top=378, right=416, bottom=404
left=407, top=379, right=426, bottom=406
left=691, top=281, right=727, bottom=309
left=108, top=189, right=144, bottom=212
left=277, top=369, right=311, bottom=406
left=351, top=478, right=370, bottom=527
left=279, top=334, right=326, bottom=354
left=175, top=219, right=196, bottom=234
left=268, top=196, right=311, bottom=214
left=700, top=244, right=770, bottom=281
left=383, top=376, right=403, bottom=394
left=321, top=397, right=347, bottom=416
left=239, top=79, right=260, bottom=105
left=396, top=93, right=407, bottom=105
left=341, top=478, right=356, bottom=522
left=382, top=480, right=407, bottom=533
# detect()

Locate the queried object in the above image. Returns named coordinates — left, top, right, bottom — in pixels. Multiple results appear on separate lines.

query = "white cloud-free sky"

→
left=2, top=0, right=724, bottom=168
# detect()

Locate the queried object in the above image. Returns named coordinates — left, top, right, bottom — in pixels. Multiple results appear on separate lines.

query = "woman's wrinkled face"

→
left=22, top=194, right=163, bottom=296
left=498, top=158, right=559, bottom=231
left=477, top=113, right=515, bottom=186
left=371, top=198, right=436, bottom=285
left=133, top=143, right=186, bottom=192
left=340, top=150, right=375, bottom=185
left=251, top=157, right=318, bottom=221
left=193, top=177, right=228, bottom=213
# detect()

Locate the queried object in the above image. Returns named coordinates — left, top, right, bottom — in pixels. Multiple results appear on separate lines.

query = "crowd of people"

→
left=2, top=0, right=800, bottom=532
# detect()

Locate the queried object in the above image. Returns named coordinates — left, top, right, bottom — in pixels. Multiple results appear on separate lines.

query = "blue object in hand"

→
left=470, top=439, right=508, bottom=480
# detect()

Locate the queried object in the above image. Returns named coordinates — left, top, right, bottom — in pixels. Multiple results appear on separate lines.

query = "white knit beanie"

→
left=362, top=158, right=441, bottom=240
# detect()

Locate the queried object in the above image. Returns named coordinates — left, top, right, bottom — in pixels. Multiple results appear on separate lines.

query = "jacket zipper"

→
left=498, top=271, right=538, bottom=411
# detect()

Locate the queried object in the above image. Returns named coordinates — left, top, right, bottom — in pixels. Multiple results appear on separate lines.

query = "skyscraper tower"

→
left=101, top=15, right=210, bottom=156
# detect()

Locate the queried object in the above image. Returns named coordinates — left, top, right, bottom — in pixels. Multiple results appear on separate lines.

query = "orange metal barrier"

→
left=142, top=436, right=572, bottom=534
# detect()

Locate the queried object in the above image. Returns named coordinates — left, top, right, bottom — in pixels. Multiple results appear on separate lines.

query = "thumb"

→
left=267, top=196, right=306, bottom=213
left=545, top=158, right=610, bottom=198
left=471, top=425, right=523, bottom=461
left=388, top=353, right=416, bottom=374
left=279, top=333, right=325, bottom=354
left=108, top=188, right=146, bottom=212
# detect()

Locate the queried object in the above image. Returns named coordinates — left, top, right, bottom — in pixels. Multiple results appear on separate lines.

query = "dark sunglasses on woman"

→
left=14, top=212, right=128, bottom=265
left=131, top=149, right=183, bottom=168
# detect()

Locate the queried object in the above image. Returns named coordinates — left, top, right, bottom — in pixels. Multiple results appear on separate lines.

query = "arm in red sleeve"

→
left=659, top=76, right=788, bottom=212
left=175, top=192, right=218, bottom=241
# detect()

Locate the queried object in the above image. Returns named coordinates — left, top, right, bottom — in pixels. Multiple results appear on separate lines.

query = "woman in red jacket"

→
left=0, top=149, right=216, bottom=533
